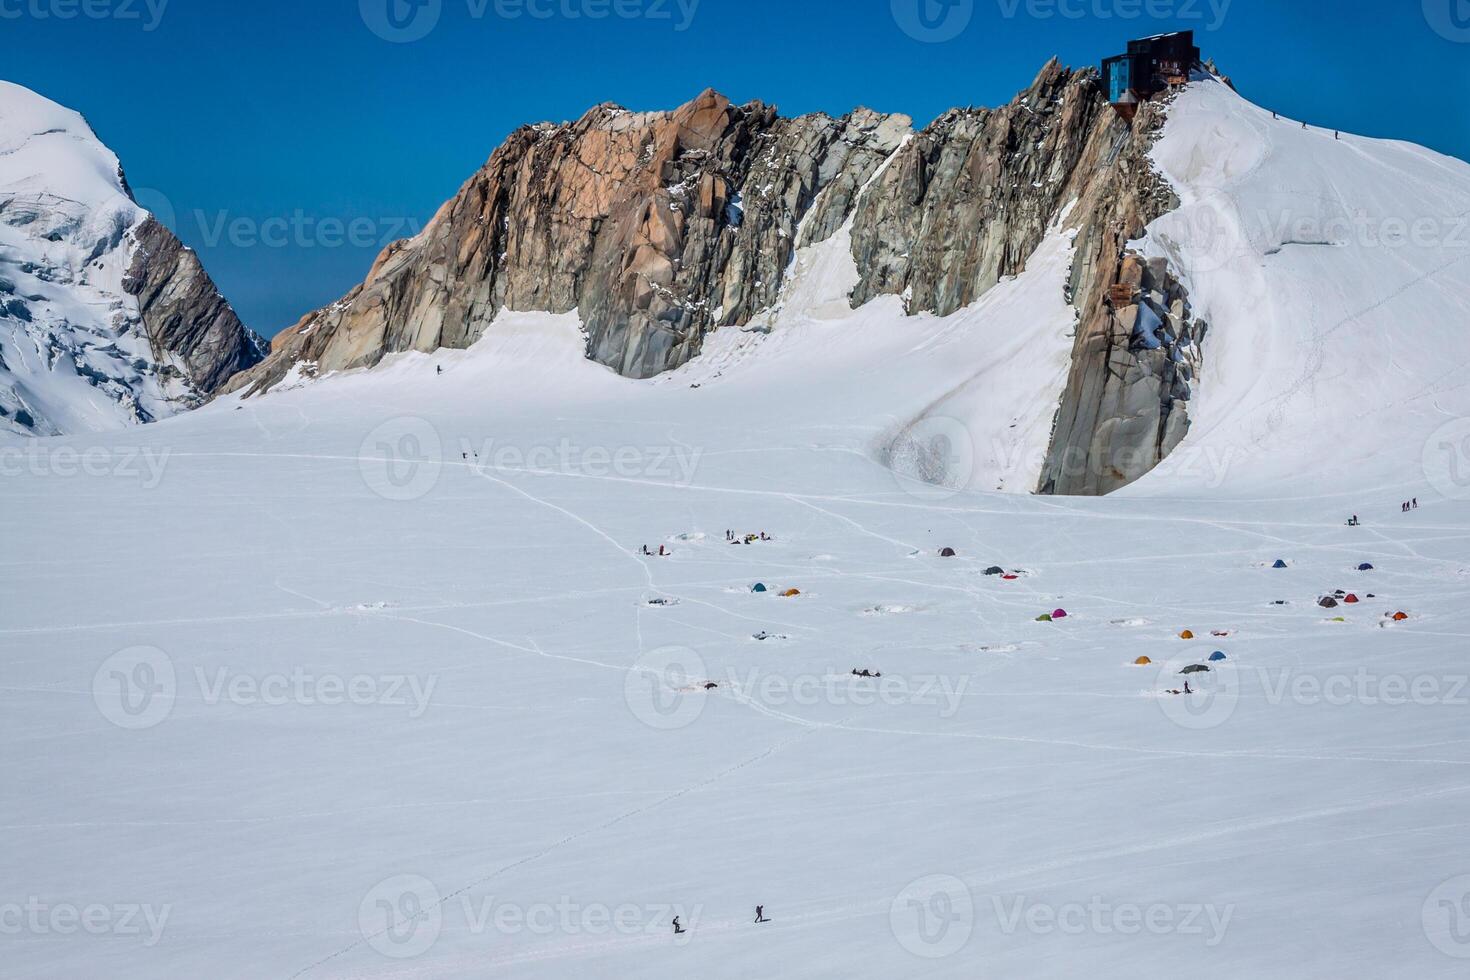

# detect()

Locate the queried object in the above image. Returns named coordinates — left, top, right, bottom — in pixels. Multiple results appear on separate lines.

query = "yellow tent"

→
left=1134, top=656, right=1152, bottom=665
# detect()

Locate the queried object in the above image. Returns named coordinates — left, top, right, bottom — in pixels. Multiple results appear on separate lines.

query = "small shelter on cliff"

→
left=1102, top=31, right=1201, bottom=121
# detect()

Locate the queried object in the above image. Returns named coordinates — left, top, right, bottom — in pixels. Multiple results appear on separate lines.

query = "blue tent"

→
left=1358, top=562, right=1374, bottom=571
left=752, top=583, right=768, bottom=593
left=1272, top=559, right=1288, bottom=569
left=1209, top=651, right=1227, bottom=662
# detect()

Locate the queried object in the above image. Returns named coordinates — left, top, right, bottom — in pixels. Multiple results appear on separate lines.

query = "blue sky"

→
left=6, top=0, right=1468, bottom=336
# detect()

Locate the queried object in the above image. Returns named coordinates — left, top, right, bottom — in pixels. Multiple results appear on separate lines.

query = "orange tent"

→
left=1179, top=630, right=1195, bottom=640
left=781, top=588, right=801, bottom=598
left=1134, top=656, right=1152, bottom=665
left=1392, top=611, right=1409, bottom=621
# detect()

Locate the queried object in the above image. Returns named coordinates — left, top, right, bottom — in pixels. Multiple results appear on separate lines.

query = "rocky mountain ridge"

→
left=229, top=61, right=1209, bottom=494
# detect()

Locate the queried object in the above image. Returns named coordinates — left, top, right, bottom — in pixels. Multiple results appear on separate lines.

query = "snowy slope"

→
left=1134, top=77, right=1470, bottom=497
left=4, top=297, right=1469, bottom=977
left=0, top=82, right=204, bottom=437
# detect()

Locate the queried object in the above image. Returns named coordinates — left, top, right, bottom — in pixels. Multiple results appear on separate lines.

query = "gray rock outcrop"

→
left=125, top=216, right=266, bottom=394
left=229, top=64, right=1209, bottom=495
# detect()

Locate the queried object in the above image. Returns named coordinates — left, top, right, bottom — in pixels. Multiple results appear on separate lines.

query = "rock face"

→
left=231, top=64, right=1207, bottom=495
left=1037, top=99, right=1201, bottom=495
left=231, top=91, right=910, bottom=389
left=125, top=216, right=265, bottom=394
left=0, top=81, right=262, bottom=437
